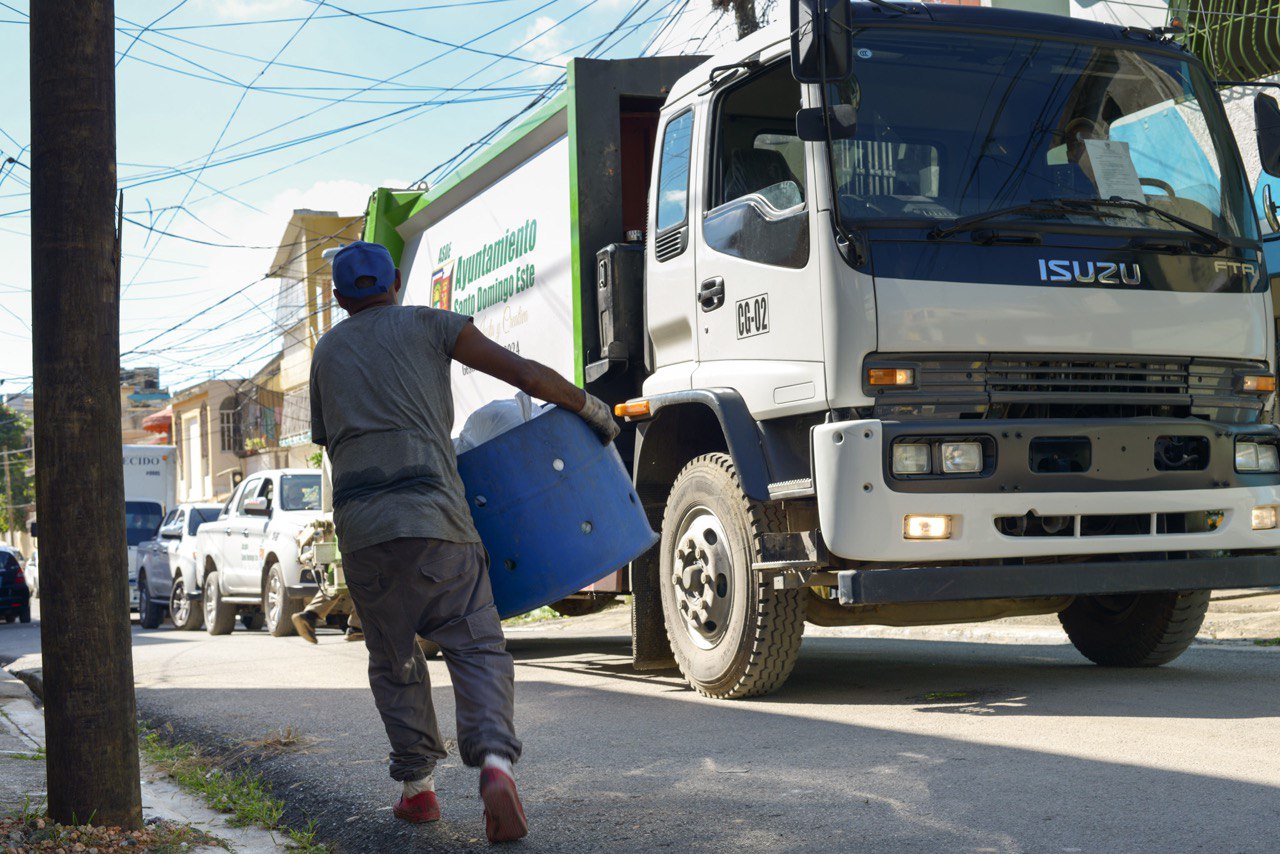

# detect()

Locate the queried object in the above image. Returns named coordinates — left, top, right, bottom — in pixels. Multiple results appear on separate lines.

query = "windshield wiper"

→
left=1055, top=197, right=1228, bottom=251
left=928, top=199, right=1120, bottom=240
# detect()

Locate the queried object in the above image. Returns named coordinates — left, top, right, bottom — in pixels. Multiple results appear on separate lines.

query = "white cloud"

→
left=194, top=0, right=309, bottom=22
left=516, top=16, right=572, bottom=83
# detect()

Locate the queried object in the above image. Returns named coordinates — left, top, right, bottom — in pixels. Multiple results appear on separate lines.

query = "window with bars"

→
left=1176, top=0, right=1280, bottom=82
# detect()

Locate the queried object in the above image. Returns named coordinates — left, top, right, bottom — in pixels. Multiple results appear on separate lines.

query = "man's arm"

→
left=451, top=323, right=618, bottom=442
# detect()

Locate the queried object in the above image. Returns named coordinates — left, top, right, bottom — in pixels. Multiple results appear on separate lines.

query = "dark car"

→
left=0, top=546, right=31, bottom=624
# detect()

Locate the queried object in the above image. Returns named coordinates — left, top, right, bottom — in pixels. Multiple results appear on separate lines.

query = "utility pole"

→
left=30, top=0, right=142, bottom=830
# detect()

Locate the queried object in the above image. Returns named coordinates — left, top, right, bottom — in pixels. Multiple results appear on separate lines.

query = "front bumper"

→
left=814, top=418, right=1280, bottom=562
left=838, top=554, right=1280, bottom=604
left=285, top=583, right=319, bottom=601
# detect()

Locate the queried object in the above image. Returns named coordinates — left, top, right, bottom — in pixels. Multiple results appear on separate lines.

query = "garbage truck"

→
left=342, top=0, right=1280, bottom=699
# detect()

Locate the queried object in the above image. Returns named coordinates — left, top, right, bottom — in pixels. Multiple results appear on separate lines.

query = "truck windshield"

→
left=830, top=28, right=1256, bottom=242
left=125, top=501, right=164, bottom=546
left=279, top=474, right=321, bottom=511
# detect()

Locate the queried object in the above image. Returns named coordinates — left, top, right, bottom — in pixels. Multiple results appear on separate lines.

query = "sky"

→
left=0, top=0, right=732, bottom=395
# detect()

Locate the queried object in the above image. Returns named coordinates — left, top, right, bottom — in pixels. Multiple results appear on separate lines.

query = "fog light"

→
left=1236, top=441, right=1280, bottom=472
left=941, top=442, right=983, bottom=474
left=892, top=444, right=931, bottom=475
left=904, top=514, right=952, bottom=540
left=1252, top=505, right=1277, bottom=530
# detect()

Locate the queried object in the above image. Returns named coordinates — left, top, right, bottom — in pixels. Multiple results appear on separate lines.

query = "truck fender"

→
left=632, top=389, right=772, bottom=502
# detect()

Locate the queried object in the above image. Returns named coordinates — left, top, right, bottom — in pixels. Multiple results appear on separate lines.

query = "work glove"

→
left=578, top=393, right=621, bottom=445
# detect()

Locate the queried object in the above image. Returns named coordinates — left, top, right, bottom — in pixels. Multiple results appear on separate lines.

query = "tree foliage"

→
left=0, top=403, right=33, bottom=535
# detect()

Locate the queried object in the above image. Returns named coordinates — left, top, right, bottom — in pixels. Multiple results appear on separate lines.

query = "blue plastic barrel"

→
left=456, top=406, right=657, bottom=619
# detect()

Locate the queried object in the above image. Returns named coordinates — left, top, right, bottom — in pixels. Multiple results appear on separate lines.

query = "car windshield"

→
left=125, top=501, right=165, bottom=547
left=279, top=474, right=321, bottom=511
left=188, top=507, right=220, bottom=535
left=830, top=28, right=1256, bottom=241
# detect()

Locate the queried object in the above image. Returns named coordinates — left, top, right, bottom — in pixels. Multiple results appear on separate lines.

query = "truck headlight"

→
left=1235, top=441, right=1280, bottom=473
left=892, top=444, right=931, bottom=474
left=941, top=442, right=983, bottom=474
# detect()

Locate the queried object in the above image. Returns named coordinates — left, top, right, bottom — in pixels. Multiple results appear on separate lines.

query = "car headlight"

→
left=941, top=442, right=983, bottom=474
left=892, top=444, right=931, bottom=475
left=1236, top=441, right=1280, bottom=473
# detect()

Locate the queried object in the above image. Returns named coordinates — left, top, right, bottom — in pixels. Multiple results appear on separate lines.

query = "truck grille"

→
left=865, top=354, right=1268, bottom=423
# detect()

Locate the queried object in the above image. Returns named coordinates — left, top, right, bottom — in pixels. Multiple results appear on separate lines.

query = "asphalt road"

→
left=3, top=603, right=1280, bottom=852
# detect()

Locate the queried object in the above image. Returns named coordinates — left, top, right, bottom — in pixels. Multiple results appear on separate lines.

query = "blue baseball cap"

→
left=332, top=241, right=396, bottom=299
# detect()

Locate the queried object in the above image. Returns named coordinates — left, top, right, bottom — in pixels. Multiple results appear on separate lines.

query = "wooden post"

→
left=30, top=0, right=143, bottom=829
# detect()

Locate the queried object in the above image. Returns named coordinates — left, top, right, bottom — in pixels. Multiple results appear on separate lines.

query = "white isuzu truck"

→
left=360, top=0, right=1280, bottom=698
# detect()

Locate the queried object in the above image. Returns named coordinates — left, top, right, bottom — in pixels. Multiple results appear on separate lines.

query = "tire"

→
left=169, top=574, right=204, bottom=631
left=1059, top=590, right=1210, bottom=667
left=263, top=563, right=300, bottom=637
left=658, top=453, right=805, bottom=699
left=137, top=574, right=165, bottom=630
left=241, top=612, right=266, bottom=632
left=549, top=594, right=618, bottom=618
left=18, top=604, right=30, bottom=624
left=4, top=614, right=14, bottom=624
left=203, top=570, right=237, bottom=636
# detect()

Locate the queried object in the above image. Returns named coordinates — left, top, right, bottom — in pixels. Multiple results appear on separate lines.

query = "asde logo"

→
left=1037, top=259, right=1141, bottom=286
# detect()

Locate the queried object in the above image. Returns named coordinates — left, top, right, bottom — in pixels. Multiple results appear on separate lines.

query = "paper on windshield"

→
left=1084, top=139, right=1145, bottom=202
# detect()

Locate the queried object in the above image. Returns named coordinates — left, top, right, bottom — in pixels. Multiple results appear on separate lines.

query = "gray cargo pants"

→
left=343, top=537, right=521, bottom=782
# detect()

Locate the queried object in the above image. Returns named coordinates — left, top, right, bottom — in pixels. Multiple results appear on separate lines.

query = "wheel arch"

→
left=634, top=390, right=767, bottom=503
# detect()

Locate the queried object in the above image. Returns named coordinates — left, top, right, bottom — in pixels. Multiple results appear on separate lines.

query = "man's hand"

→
left=452, top=323, right=619, bottom=443
left=577, top=393, right=620, bottom=444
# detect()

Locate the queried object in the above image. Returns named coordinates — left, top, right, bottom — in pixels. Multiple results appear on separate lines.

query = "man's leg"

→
left=343, top=540, right=447, bottom=787
left=292, top=588, right=338, bottom=643
left=416, top=541, right=520, bottom=767
left=416, top=540, right=526, bottom=842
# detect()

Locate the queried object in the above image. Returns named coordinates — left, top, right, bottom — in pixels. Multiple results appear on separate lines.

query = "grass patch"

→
left=502, top=605, right=560, bottom=626
left=139, top=727, right=329, bottom=852
left=923, top=691, right=976, bottom=701
left=1253, top=637, right=1280, bottom=647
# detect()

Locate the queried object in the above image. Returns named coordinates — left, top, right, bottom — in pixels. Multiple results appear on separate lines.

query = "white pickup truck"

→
left=193, top=468, right=324, bottom=637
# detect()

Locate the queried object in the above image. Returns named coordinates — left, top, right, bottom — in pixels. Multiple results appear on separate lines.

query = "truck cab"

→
left=623, top=3, right=1280, bottom=696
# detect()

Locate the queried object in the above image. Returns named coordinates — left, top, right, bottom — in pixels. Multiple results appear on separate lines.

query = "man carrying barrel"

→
left=309, top=241, right=618, bottom=843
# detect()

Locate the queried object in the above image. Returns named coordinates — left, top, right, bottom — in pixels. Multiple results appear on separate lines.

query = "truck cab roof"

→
left=664, top=1, right=1188, bottom=106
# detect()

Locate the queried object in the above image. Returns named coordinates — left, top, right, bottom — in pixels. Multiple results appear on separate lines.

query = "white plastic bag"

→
left=454, top=392, right=541, bottom=454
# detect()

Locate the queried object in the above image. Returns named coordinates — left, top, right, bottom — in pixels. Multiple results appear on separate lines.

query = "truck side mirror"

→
left=1258, top=93, right=1280, bottom=178
left=796, top=104, right=857, bottom=142
left=243, top=497, right=271, bottom=517
left=1264, top=183, right=1280, bottom=233
left=790, top=0, right=853, bottom=83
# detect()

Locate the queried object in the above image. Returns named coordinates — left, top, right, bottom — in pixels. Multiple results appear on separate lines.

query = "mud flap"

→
left=630, top=545, right=676, bottom=671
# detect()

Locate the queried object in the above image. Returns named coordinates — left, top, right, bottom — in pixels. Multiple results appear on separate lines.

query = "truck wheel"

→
left=203, top=570, right=237, bottom=636
left=1059, top=590, right=1210, bottom=667
left=169, top=574, right=204, bottom=631
left=18, top=604, right=30, bottom=624
left=263, top=563, right=300, bottom=637
left=137, top=574, right=165, bottom=630
left=549, top=594, right=618, bottom=617
left=658, top=453, right=805, bottom=699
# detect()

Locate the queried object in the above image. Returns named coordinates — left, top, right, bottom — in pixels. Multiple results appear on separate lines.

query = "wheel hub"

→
left=670, top=509, right=733, bottom=649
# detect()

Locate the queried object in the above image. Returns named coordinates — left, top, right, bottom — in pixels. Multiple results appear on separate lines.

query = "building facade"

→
left=171, top=379, right=245, bottom=504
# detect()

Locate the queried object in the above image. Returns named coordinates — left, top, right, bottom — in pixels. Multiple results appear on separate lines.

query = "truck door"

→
left=691, top=62, right=825, bottom=415
left=646, top=105, right=701, bottom=382
left=224, top=476, right=264, bottom=594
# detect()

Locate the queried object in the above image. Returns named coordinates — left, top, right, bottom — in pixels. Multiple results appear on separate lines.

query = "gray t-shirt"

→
left=310, top=304, right=479, bottom=553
